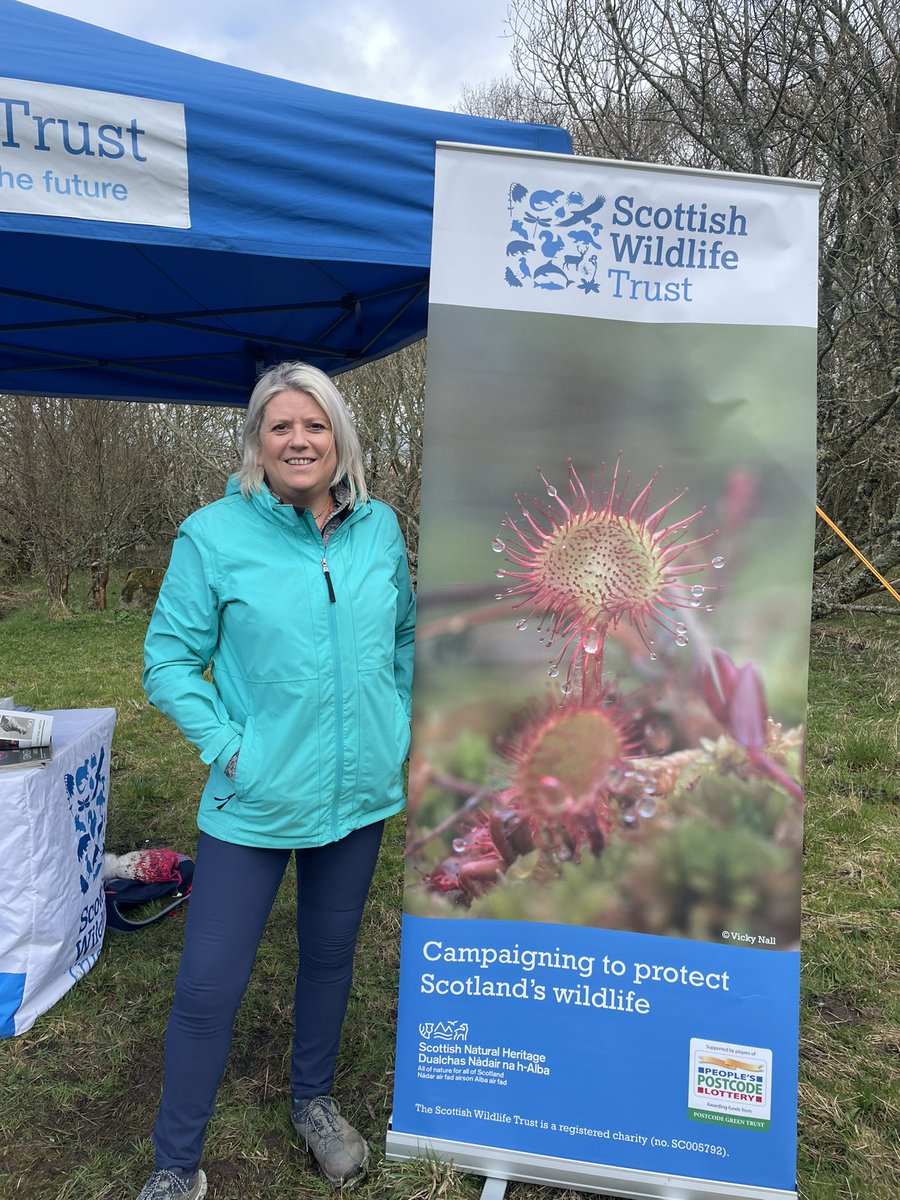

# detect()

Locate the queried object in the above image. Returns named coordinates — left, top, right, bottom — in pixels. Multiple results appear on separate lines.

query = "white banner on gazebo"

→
left=0, top=77, right=189, bottom=226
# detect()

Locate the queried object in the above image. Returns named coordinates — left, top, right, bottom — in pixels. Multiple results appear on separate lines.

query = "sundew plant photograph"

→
left=404, top=305, right=816, bottom=943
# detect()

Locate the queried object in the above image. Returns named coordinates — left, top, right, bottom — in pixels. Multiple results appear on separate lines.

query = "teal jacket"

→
left=143, top=479, right=416, bottom=848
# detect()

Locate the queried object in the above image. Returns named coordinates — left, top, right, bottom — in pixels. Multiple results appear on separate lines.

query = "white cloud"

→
left=22, top=0, right=515, bottom=110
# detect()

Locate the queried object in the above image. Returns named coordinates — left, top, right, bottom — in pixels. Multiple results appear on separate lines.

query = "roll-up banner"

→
left=388, top=144, right=818, bottom=1200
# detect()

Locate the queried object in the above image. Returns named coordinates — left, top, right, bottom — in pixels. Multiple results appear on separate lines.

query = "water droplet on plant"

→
left=712, top=556, right=725, bottom=569
left=622, top=811, right=638, bottom=827
left=705, top=604, right=715, bottom=612
left=491, top=538, right=505, bottom=553
left=547, top=664, right=560, bottom=678
left=546, top=485, right=558, bottom=497
left=637, top=797, right=657, bottom=819
left=495, top=569, right=506, bottom=578
left=675, top=622, right=688, bottom=635
left=515, top=618, right=528, bottom=631
left=690, top=584, right=705, bottom=597
left=560, top=681, right=573, bottom=696
left=495, top=593, right=504, bottom=600
left=583, top=626, right=600, bottom=655
left=452, top=838, right=466, bottom=853
left=649, top=652, right=658, bottom=661
left=675, top=633, right=689, bottom=647
left=690, top=599, right=702, bottom=608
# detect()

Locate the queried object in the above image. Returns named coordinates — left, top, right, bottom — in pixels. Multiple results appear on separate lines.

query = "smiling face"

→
left=257, top=389, right=336, bottom=511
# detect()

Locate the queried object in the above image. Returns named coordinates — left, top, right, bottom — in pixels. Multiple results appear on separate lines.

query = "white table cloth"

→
left=0, top=707, right=116, bottom=1036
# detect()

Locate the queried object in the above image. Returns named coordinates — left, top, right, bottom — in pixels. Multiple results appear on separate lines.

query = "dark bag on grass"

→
left=105, top=854, right=194, bottom=933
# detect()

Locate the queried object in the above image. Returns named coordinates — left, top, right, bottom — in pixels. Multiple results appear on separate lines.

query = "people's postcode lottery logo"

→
left=688, top=1038, right=773, bottom=1131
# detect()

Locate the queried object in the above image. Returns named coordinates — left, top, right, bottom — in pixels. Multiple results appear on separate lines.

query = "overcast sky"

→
left=25, top=0, right=517, bottom=111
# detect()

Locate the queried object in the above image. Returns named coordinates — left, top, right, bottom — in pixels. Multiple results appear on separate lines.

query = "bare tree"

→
left=339, top=342, right=425, bottom=578
left=0, top=396, right=87, bottom=612
left=461, top=0, right=900, bottom=616
left=149, top=402, right=243, bottom=533
left=0, top=397, right=165, bottom=610
left=0, top=349, right=423, bottom=607
left=0, top=396, right=241, bottom=611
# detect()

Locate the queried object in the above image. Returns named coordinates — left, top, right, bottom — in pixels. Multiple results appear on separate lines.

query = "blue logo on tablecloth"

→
left=65, top=745, right=107, bottom=894
left=504, top=183, right=605, bottom=293
left=0, top=972, right=27, bottom=1038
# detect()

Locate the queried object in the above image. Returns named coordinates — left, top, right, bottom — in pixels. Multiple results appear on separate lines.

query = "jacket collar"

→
left=225, top=474, right=370, bottom=534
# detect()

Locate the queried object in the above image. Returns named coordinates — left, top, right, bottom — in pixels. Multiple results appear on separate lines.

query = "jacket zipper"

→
left=315, top=526, right=342, bottom=839
left=321, top=557, right=336, bottom=603
left=325, top=572, right=343, bottom=842
left=304, top=509, right=365, bottom=841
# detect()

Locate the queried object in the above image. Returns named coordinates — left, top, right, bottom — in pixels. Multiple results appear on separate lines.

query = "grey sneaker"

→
left=136, top=1168, right=207, bottom=1200
left=291, top=1095, right=369, bottom=1187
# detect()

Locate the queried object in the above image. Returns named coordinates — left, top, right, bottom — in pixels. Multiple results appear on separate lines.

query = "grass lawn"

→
left=0, top=576, right=897, bottom=1200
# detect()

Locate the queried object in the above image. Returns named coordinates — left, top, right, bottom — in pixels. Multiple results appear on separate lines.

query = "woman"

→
left=137, top=362, right=416, bottom=1199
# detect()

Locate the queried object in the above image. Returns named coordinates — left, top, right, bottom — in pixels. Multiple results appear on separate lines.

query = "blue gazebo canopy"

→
left=0, top=1, right=570, bottom=404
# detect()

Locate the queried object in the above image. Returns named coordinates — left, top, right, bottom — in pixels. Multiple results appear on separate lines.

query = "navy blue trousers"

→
left=152, top=820, right=384, bottom=1172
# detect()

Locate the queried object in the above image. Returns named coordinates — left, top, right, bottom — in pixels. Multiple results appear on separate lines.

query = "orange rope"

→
left=816, top=505, right=900, bottom=605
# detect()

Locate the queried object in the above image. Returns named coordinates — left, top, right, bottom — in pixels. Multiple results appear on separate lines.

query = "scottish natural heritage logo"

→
left=419, top=1020, right=469, bottom=1042
left=504, top=183, right=606, bottom=293
left=65, top=745, right=107, bottom=894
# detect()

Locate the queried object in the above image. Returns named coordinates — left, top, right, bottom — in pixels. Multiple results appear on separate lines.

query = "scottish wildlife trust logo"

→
left=504, top=183, right=605, bottom=293
left=65, top=745, right=107, bottom=894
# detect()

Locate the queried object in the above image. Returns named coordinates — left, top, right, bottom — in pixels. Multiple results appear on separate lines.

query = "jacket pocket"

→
left=353, top=665, right=408, bottom=807
left=230, top=688, right=326, bottom=818
left=394, top=688, right=411, bottom=763
left=233, top=714, right=257, bottom=798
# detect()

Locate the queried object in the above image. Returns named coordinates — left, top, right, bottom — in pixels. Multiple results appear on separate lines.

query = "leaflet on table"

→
left=0, top=744, right=53, bottom=771
left=0, top=707, right=53, bottom=749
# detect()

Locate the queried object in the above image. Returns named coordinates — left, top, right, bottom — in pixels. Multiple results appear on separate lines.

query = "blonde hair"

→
left=238, top=362, right=368, bottom=506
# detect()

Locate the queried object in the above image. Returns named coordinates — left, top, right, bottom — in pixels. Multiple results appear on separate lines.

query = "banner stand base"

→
left=386, top=1124, right=796, bottom=1200
left=481, top=1178, right=507, bottom=1200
